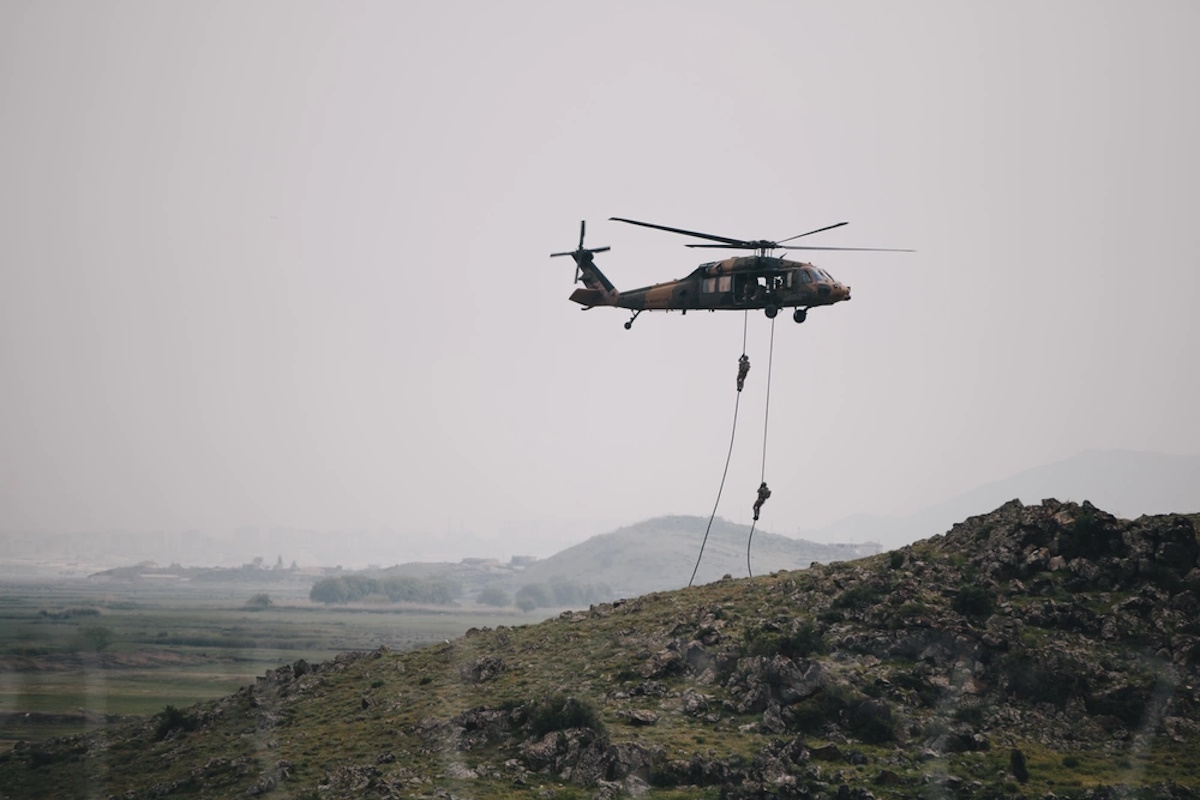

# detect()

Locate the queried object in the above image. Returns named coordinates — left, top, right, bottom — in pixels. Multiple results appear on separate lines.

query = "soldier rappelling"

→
left=752, top=481, right=771, bottom=521
left=736, top=354, right=750, bottom=392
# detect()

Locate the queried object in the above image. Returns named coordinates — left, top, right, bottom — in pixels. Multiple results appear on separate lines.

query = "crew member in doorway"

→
left=737, top=354, right=750, bottom=392
left=753, top=481, right=771, bottom=521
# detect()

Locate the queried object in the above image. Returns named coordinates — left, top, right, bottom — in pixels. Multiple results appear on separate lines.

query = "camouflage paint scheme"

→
left=567, top=254, right=850, bottom=320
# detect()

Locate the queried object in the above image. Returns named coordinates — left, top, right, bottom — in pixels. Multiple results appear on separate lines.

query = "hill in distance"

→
left=517, top=515, right=879, bottom=597
left=4, top=498, right=1199, bottom=798
left=366, top=516, right=877, bottom=608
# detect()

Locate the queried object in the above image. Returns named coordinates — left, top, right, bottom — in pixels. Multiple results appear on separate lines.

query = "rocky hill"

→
left=2, top=500, right=1198, bottom=799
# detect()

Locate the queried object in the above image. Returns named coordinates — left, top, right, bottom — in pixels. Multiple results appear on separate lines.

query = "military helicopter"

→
left=551, top=217, right=912, bottom=329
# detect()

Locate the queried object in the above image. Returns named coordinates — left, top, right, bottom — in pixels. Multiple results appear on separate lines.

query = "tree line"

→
left=309, top=575, right=460, bottom=605
left=477, top=580, right=613, bottom=611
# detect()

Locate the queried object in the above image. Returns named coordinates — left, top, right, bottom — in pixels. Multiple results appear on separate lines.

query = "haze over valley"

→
left=2, top=4, right=1199, bottom=794
left=2, top=449, right=1194, bottom=574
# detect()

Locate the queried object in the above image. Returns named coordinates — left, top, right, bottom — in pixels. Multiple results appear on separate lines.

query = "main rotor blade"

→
left=776, top=221, right=848, bottom=244
left=610, top=217, right=748, bottom=247
left=550, top=246, right=611, bottom=257
left=780, top=245, right=916, bottom=252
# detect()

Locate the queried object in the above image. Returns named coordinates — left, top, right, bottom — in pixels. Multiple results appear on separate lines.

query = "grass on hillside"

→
left=3, top=514, right=1199, bottom=798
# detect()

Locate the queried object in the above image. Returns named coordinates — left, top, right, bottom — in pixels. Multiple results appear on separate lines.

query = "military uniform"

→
left=753, top=481, right=771, bottom=521
left=737, top=354, right=750, bottom=392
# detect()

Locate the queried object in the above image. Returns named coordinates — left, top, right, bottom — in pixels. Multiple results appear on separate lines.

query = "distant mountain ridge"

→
left=372, top=516, right=875, bottom=607
left=799, top=448, right=1200, bottom=549
left=516, top=515, right=877, bottom=597
left=4, top=450, right=1194, bottom=582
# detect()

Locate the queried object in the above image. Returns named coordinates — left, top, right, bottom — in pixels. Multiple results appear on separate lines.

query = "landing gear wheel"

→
left=764, top=305, right=778, bottom=319
left=793, top=308, right=807, bottom=324
left=624, top=321, right=632, bottom=330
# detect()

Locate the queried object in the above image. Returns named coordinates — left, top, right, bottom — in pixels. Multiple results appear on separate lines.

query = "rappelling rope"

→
left=688, top=312, right=750, bottom=588
left=746, top=314, right=776, bottom=579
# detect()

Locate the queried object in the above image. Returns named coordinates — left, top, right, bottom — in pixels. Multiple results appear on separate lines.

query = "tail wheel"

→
left=793, top=308, right=807, bottom=324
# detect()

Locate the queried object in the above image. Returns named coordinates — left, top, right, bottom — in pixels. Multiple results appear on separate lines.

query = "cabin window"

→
left=704, top=276, right=730, bottom=292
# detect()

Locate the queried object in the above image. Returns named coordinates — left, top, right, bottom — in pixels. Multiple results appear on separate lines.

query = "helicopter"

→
left=551, top=217, right=912, bottom=329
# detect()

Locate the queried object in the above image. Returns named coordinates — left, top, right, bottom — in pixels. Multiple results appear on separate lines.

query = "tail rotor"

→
left=551, top=220, right=610, bottom=284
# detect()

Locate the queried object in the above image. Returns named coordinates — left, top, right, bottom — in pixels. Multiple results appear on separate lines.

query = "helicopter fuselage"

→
left=571, top=255, right=850, bottom=314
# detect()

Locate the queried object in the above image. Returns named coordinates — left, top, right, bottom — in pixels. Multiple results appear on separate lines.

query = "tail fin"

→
left=550, top=221, right=619, bottom=307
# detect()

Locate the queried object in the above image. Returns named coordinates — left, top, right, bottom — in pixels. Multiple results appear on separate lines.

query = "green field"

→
left=0, top=576, right=532, bottom=748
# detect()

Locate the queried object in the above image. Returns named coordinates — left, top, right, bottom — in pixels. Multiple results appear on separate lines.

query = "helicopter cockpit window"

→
left=793, top=270, right=813, bottom=284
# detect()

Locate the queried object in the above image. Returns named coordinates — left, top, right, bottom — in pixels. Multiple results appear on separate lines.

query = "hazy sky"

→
left=3, top=1, right=1198, bottom=562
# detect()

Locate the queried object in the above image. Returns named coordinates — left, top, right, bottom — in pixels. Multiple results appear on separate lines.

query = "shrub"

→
left=476, top=587, right=511, bottom=607
left=1003, top=653, right=1086, bottom=707
left=952, top=584, right=995, bottom=622
left=744, top=621, right=826, bottom=659
left=154, top=705, right=199, bottom=740
left=527, top=693, right=605, bottom=737
left=849, top=697, right=895, bottom=743
left=515, top=584, right=552, bottom=612
left=244, top=593, right=272, bottom=610
left=790, top=685, right=853, bottom=734
left=890, top=669, right=943, bottom=707
left=953, top=704, right=985, bottom=726
left=888, top=551, right=905, bottom=570
left=832, top=582, right=886, bottom=612
left=78, top=625, right=115, bottom=652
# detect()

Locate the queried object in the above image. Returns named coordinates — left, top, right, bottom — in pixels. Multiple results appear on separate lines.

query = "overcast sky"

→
left=2, top=1, right=1198, bottom=563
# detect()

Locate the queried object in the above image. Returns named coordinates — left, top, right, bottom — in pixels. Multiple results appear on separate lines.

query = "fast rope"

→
left=688, top=311, right=749, bottom=588
left=746, top=314, right=776, bottom=579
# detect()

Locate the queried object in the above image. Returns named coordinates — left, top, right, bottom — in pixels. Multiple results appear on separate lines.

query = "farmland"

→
left=0, top=573, right=530, bottom=749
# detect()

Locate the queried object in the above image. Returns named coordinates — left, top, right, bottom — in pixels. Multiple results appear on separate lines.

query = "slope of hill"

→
left=3, top=500, right=1198, bottom=799
left=802, top=449, right=1200, bottom=550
